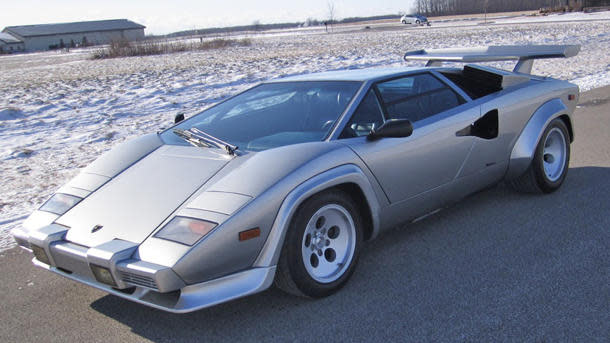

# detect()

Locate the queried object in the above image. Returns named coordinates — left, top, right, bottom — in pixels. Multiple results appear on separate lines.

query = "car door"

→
left=339, top=72, right=480, bottom=204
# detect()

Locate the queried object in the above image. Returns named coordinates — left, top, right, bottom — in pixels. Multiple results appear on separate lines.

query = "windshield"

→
left=160, top=81, right=361, bottom=152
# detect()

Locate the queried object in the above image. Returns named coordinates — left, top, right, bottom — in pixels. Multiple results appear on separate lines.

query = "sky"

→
left=0, top=0, right=416, bottom=35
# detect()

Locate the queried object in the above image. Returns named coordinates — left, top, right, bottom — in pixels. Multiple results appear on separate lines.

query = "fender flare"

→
left=505, top=98, right=572, bottom=180
left=253, top=164, right=381, bottom=268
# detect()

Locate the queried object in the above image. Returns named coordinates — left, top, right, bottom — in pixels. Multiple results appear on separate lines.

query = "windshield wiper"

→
left=173, top=128, right=239, bottom=156
left=173, top=129, right=212, bottom=148
left=190, top=128, right=239, bottom=155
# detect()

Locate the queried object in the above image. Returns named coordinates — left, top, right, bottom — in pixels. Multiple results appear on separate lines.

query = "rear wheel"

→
left=416, top=20, right=421, bottom=25
left=275, top=190, right=363, bottom=298
left=509, top=118, right=570, bottom=193
left=402, top=20, right=407, bottom=24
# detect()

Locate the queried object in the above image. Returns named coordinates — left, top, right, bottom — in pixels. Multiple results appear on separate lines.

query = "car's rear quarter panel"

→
left=471, top=78, right=578, bottom=166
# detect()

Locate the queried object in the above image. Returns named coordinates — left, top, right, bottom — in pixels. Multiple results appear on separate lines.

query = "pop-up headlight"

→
left=154, top=217, right=217, bottom=246
left=39, top=193, right=82, bottom=215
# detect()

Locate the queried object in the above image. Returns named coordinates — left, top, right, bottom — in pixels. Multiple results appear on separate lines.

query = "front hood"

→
left=58, top=145, right=232, bottom=247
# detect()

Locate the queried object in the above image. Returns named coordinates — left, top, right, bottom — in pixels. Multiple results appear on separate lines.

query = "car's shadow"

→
left=90, top=166, right=610, bottom=342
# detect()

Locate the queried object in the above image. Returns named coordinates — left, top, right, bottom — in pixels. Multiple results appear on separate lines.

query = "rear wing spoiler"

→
left=403, top=45, right=580, bottom=74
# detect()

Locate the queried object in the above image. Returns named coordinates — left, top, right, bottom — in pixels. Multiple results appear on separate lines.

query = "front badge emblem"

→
left=91, top=225, right=103, bottom=233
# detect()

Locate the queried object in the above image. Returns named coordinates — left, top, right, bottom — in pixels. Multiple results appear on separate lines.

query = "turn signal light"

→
left=154, top=217, right=217, bottom=246
left=90, top=264, right=117, bottom=287
left=239, top=228, right=260, bottom=241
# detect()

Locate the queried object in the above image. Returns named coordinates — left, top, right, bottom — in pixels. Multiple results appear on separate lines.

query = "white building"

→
left=0, top=32, right=24, bottom=53
left=2, top=19, right=145, bottom=52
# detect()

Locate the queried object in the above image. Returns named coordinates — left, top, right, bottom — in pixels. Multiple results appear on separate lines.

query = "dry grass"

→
left=92, top=38, right=252, bottom=59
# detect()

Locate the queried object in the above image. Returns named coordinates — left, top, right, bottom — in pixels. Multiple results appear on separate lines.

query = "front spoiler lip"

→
left=33, top=258, right=276, bottom=313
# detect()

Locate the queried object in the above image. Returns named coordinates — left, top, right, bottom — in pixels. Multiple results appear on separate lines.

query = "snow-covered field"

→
left=1, top=12, right=609, bottom=250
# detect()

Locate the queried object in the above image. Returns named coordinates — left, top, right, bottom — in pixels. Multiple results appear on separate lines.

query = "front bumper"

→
left=13, top=225, right=276, bottom=313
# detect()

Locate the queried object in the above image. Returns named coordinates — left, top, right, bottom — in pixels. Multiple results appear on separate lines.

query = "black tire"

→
left=402, top=20, right=407, bottom=24
left=274, top=190, right=363, bottom=298
left=508, top=118, right=570, bottom=193
left=416, top=20, right=421, bottom=25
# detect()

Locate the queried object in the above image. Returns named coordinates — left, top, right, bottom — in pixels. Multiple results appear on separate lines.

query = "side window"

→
left=376, top=74, right=464, bottom=123
left=340, top=90, right=384, bottom=138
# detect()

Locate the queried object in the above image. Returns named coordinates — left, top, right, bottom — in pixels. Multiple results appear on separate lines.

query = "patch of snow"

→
left=1, top=14, right=609, bottom=251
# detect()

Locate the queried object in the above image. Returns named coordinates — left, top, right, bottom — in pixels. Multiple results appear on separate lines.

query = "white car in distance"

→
left=401, top=14, right=430, bottom=26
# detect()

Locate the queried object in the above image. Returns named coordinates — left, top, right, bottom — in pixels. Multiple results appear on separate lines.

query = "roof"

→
left=268, top=67, right=423, bottom=82
left=3, top=19, right=145, bottom=38
left=0, top=32, right=22, bottom=44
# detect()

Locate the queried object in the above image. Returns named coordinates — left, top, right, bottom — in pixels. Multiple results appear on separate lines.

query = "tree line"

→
left=413, top=0, right=596, bottom=16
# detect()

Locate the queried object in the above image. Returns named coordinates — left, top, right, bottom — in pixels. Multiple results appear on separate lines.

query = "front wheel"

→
left=415, top=20, right=421, bottom=25
left=274, top=190, right=363, bottom=298
left=508, top=118, right=570, bottom=193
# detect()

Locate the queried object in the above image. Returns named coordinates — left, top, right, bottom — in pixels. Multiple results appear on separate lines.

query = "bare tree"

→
left=252, top=20, right=262, bottom=32
left=413, top=0, right=582, bottom=17
left=327, top=0, right=336, bottom=32
left=306, top=17, right=319, bottom=27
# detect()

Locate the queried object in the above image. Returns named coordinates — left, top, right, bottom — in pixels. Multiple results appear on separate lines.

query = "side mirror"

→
left=367, top=119, right=413, bottom=140
left=174, top=113, right=185, bottom=124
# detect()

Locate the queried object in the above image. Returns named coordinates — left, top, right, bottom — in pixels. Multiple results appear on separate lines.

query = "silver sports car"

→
left=13, top=45, right=580, bottom=313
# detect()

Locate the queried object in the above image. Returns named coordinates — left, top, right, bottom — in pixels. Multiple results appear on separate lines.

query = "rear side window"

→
left=440, top=66, right=503, bottom=99
left=376, top=73, right=464, bottom=122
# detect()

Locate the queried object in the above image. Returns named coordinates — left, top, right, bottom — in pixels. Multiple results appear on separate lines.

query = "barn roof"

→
left=3, top=19, right=145, bottom=37
left=0, top=32, right=22, bottom=44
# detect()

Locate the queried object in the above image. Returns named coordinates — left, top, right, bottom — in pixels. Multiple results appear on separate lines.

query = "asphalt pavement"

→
left=1, top=86, right=609, bottom=342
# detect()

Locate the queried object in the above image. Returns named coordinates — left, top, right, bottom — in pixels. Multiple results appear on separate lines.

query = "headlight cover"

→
left=154, top=217, right=217, bottom=246
left=39, top=193, right=82, bottom=215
